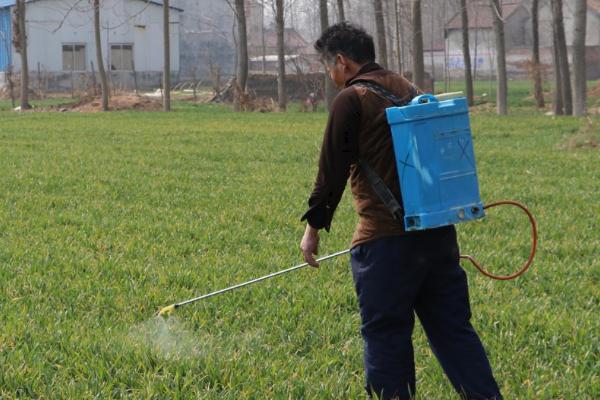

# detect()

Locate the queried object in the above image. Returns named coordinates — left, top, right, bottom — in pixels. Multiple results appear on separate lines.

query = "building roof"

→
left=446, top=1, right=522, bottom=31
left=249, top=54, right=303, bottom=62
left=424, top=38, right=446, bottom=52
left=0, top=0, right=183, bottom=11
left=249, top=27, right=317, bottom=56
left=262, top=28, right=308, bottom=49
left=589, top=0, right=600, bottom=14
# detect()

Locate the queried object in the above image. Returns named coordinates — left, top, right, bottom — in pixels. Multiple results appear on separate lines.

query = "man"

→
left=300, top=23, right=502, bottom=400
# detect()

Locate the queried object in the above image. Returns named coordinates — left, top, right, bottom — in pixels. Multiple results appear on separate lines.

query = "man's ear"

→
left=337, top=53, right=349, bottom=69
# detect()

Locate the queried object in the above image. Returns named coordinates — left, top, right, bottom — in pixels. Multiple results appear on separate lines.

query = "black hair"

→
left=314, top=22, right=376, bottom=64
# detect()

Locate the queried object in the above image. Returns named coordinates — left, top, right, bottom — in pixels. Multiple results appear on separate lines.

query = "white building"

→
left=0, top=0, right=182, bottom=91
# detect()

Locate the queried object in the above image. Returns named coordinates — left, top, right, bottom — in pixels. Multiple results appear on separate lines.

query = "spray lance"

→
left=158, top=249, right=351, bottom=316
left=157, top=205, right=536, bottom=317
left=158, top=93, right=538, bottom=317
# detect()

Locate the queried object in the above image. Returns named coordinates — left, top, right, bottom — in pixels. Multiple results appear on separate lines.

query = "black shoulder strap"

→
left=358, top=160, right=404, bottom=220
left=350, top=80, right=419, bottom=221
left=352, top=80, right=417, bottom=107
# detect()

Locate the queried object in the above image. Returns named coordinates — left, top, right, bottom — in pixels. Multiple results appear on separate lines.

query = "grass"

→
left=0, top=97, right=599, bottom=398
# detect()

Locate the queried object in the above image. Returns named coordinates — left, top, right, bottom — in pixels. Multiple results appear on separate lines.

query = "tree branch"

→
left=51, top=0, right=86, bottom=33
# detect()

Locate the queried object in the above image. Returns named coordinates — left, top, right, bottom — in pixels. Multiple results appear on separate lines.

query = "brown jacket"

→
left=302, top=63, right=418, bottom=247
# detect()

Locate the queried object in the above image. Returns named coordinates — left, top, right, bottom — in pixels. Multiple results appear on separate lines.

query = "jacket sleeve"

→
left=301, top=88, right=361, bottom=231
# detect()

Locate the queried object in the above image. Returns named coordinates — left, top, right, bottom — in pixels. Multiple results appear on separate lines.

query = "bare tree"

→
left=6, top=66, right=16, bottom=107
left=394, top=0, right=403, bottom=74
left=551, top=0, right=572, bottom=115
left=384, top=0, right=395, bottom=72
left=490, top=0, right=507, bottom=115
left=163, top=0, right=171, bottom=111
left=93, top=0, right=108, bottom=111
left=337, top=0, right=345, bottom=21
left=572, top=0, right=587, bottom=116
left=428, top=1, right=435, bottom=92
left=275, top=0, right=286, bottom=111
left=373, top=0, right=388, bottom=69
left=472, top=2, right=480, bottom=80
left=320, top=0, right=336, bottom=109
left=261, top=0, right=267, bottom=73
left=531, top=0, right=544, bottom=108
left=233, top=0, right=249, bottom=111
left=14, top=0, right=31, bottom=109
left=412, top=0, right=424, bottom=88
left=460, top=0, right=474, bottom=106
left=552, top=27, right=564, bottom=115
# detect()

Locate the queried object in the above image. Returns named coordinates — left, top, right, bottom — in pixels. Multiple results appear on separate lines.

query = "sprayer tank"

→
left=386, top=94, right=485, bottom=231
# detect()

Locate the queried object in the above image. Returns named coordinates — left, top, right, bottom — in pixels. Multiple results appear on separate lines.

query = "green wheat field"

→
left=1, top=87, right=599, bottom=398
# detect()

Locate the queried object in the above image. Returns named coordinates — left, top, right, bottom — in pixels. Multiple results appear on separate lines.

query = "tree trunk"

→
left=531, top=0, right=544, bottom=108
left=261, top=2, right=266, bottom=73
left=551, top=0, right=572, bottom=115
left=275, top=0, right=286, bottom=111
left=337, top=0, right=345, bottom=21
left=443, top=0, right=449, bottom=91
left=373, top=0, right=388, bottom=69
left=429, top=2, right=435, bottom=93
left=473, top=12, right=479, bottom=80
left=93, top=0, right=108, bottom=111
left=163, top=0, right=171, bottom=111
left=552, top=26, right=564, bottom=115
left=6, top=65, right=15, bottom=108
left=572, top=0, right=587, bottom=116
left=460, top=0, right=474, bottom=106
left=394, top=0, right=403, bottom=74
left=234, top=0, right=248, bottom=111
left=16, top=0, right=30, bottom=109
left=411, top=0, right=424, bottom=88
left=320, top=0, right=336, bottom=110
left=490, top=0, right=507, bottom=115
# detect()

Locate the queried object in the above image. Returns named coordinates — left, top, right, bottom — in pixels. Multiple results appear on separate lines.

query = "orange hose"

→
left=460, top=200, right=538, bottom=280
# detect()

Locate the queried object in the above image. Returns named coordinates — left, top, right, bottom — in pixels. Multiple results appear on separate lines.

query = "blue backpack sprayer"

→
left=158, top=91, right=538, bottom=316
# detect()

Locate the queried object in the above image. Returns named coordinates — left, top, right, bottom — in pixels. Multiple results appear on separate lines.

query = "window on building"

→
left=110, top=44, right=133, bottom=71
left=62, top=44, right=86, bottom=71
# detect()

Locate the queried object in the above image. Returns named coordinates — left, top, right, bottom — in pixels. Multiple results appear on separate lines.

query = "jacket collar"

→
left=345, top=62, right=384, bottom=87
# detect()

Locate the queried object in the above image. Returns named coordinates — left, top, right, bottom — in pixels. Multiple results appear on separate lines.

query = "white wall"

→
left=447, top=28, right=498, bottom=78
left=11, top=0, right=179, bottom=73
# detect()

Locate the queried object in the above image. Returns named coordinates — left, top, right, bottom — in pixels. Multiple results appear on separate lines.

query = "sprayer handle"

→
left=410, top=94, right=438, bottom=105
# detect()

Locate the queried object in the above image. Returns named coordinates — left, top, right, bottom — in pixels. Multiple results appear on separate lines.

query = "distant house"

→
left=445, top=0, right=600, bottom=79
left=0, top=0, right=182, bottom=91
left=168, top=0, right=266, bottom=81
left=171, top=0, right=235, bottom=81
left=248, top=27, right=319, bottom=74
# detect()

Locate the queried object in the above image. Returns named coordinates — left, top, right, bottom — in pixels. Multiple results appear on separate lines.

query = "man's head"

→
left=315, top=23, right=376, bottom=88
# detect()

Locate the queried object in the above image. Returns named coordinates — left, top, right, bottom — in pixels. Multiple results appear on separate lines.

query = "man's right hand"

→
left=300, top=224, right=320, bottom=268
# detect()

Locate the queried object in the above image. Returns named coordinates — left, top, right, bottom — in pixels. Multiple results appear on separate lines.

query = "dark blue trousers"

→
left=350, top=226, right=502, bottom=400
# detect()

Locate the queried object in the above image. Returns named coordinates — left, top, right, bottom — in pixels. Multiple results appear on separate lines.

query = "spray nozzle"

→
left=158, top=304, right=176, bottom=317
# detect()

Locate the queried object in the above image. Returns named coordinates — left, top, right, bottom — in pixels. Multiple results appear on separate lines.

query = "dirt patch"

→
left=588, top=107, right=600, bottom=115
left=523, top=91, right=553, bottom=103
left=557, top=118, right=600, bottom=150
left=589, top=81, right=600, bottom=97
left=470, top=101, right=496, bottom=113
left=57, top=95, right=162, bottom=112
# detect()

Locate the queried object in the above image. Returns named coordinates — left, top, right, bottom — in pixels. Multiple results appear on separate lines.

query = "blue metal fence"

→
left=0, top=7, right=11, bottom=71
